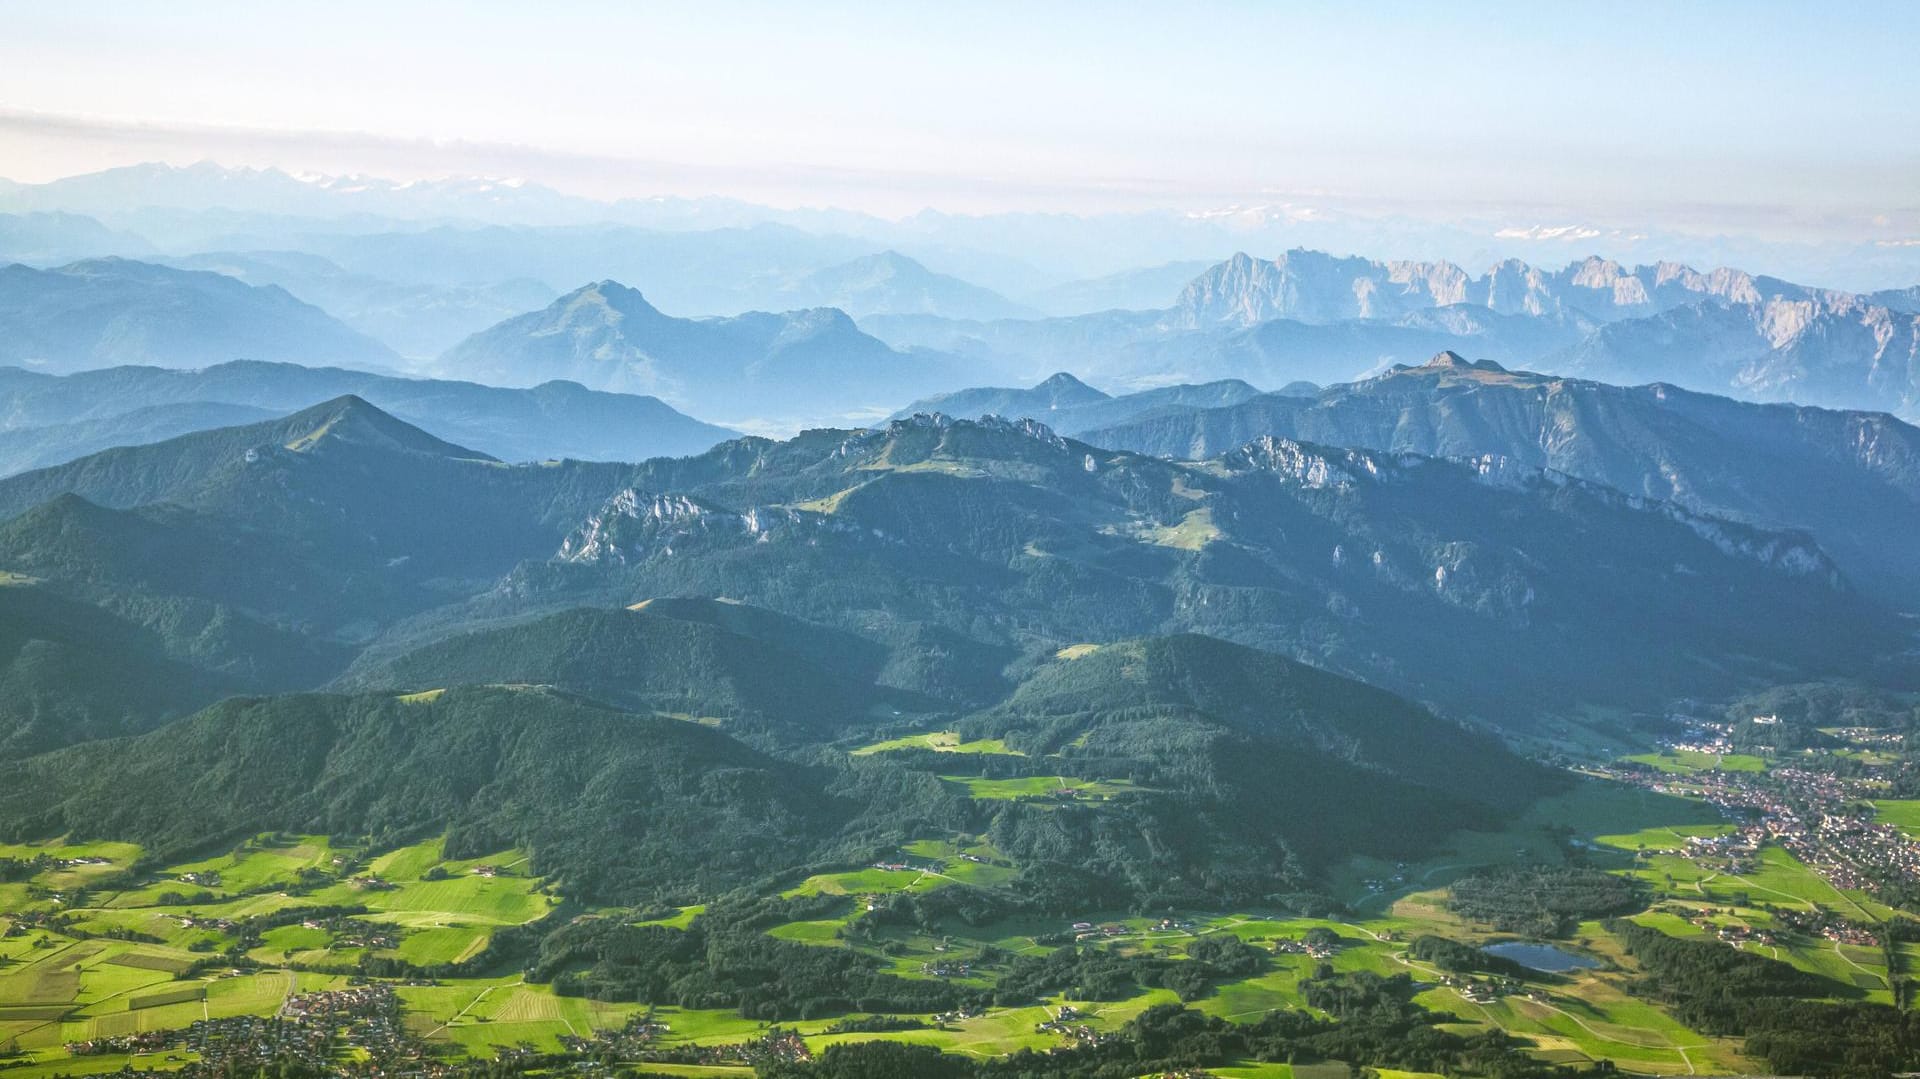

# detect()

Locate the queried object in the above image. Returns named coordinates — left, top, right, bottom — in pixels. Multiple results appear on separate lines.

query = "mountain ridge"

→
left=436, top=279, right=966, bottom=428
left=0, top=358, right=737, bottom=469
left=0, top=257, right=400, bottom=374
left=1077, top=353, right=1920, bottom=605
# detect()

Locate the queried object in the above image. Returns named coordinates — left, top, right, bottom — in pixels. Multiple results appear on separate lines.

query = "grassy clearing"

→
left=409, top=979, right=650, bottom=1055
left=784, top=867, right=943, bottom=899
left=942, top=775, right=1141, bottom=801
left=1621, top=749, right=1767, bottom=774
left=1140, top=507, right=1221, bottom=550
left=766, top=920, right=846, bottom=945
left=160, top=835, right=350, bottom=895
left=634, top=904, right=705, bottom=929
left=394, top=925, right=493, bottom=966
left=1873, top=798, right=1920, bottom=838
left=851, top=731, right=1022, bottom=757
left=360, top=874, right=551, bottom=926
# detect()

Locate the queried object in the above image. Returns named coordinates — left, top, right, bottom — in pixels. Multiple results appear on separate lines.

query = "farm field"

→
left=0, top=751, right=1907, bottom=1077
left=1619, top=749, right=1767, bottom=774
left=1874, top=798, right=1920, bottom=838
left=0, top=832, right=561, bottom=1074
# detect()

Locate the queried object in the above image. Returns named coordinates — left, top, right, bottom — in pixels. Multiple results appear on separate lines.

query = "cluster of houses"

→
left=65, top=986, right=420, bottom=1071
left=1699, top=763, right=1920, bottom=891
left=1646, top=901, right=1785, bottom=948
left=564, top=1027, right=811, bottom=1070
left=1775, top=906, right=1881, bottom=947
left=298, top=916, right=398, bottom=950
left=1832, top=726, right=1904, bottom=748
left=558, top=1012, right=667, bottom=1058
left=176, top=871, right=222, bottom=888
left=933, top=1003, right=985, bottom=1025
left=1602, top=735, right=1920, bottom=898
left=869, top=858, right=943, bottom=874
left=1034, top=1005, right=1117, bottom=1047
left=1437, top=972, right=1535, bottom=1005
left=277, top=984, right=419, bottom=1064
left=1679, top=905, right=1878, bottom=949
left=176, top=913, right=239, bottom=933
left=65, top=1029, right=176, bottom=1056
left=1272, top=937, right=1340, bottom=960
left=1680, top=827, right=1762, bottom=874
left=734, top=1029, right=811, bottom=1066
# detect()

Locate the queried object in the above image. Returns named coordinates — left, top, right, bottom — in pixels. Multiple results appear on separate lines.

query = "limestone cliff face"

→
left=1173, top=250, right=1848, bottom=329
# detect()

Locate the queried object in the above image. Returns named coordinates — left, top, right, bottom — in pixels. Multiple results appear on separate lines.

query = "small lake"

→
left=1482, top=941, right=1599, bottom=972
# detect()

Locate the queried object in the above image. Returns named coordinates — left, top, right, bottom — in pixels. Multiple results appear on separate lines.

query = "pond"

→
left=1482, top=940, right=1599, bottom=972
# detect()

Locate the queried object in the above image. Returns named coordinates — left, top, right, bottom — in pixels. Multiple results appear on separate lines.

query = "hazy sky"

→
left=3, top=1, right=1916, bottom=235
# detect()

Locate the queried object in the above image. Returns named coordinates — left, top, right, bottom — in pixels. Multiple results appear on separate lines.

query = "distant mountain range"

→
left=772, top=251, right=1036, bottom=321
left=1545, top=292, right=1920, bottom=414
left=434, top=280, right=967, bottom=429
left=164, top=250, right=558, bottom=360
left=9, top=161, right=1919, bottom=294
left=0, top=211, right=155, bottom=265
left=6, top=242, right=1917, bottom=437
left=0, top=360, right=735, bottom=473
left=890, top=372, right=1280, bottom=436
left=1022, top=261, right=1218, bottom=316
left=865, top=250, right=1920, bottom=418
left=1173, top=250, right=1807, bottom=326
left=861, top=299, right=1592, bottom=390
left=6, top=197, right=1920, bottom=426
left=0, top=258, right=398, bottom=374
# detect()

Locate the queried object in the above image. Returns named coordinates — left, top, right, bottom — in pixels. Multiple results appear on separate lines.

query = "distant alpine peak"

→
left=570, top=279, right=653, bottom=307
left=1030, top=371, right=1109, bottom=405
left=1173, top=247, right=1866, bottom=330
left=273, top=394, right=492, bottom=460
left=1418, top=351, right=1506, bottom=373
left=861, top=249, right=922, bottom=269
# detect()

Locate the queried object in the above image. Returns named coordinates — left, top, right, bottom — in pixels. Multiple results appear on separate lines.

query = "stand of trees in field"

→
left=1609, top=919, right=1920, bottom=1076
left=762, top=969, right=1573, bottom=1079
left=1447, top=866, right=1644, bottom=938
left=527, top=893, right=1274, bottom=1019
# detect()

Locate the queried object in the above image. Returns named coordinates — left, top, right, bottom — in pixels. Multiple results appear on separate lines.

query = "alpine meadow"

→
left=2, top=4, right=1920, bottom=1078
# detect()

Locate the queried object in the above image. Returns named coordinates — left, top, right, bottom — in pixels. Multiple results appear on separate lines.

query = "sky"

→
left=2, top=1, right=1917, bottom=239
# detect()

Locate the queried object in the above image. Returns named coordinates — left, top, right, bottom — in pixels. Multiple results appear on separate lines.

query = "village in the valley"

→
left=1590, top=715, right=1920, bottom=947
